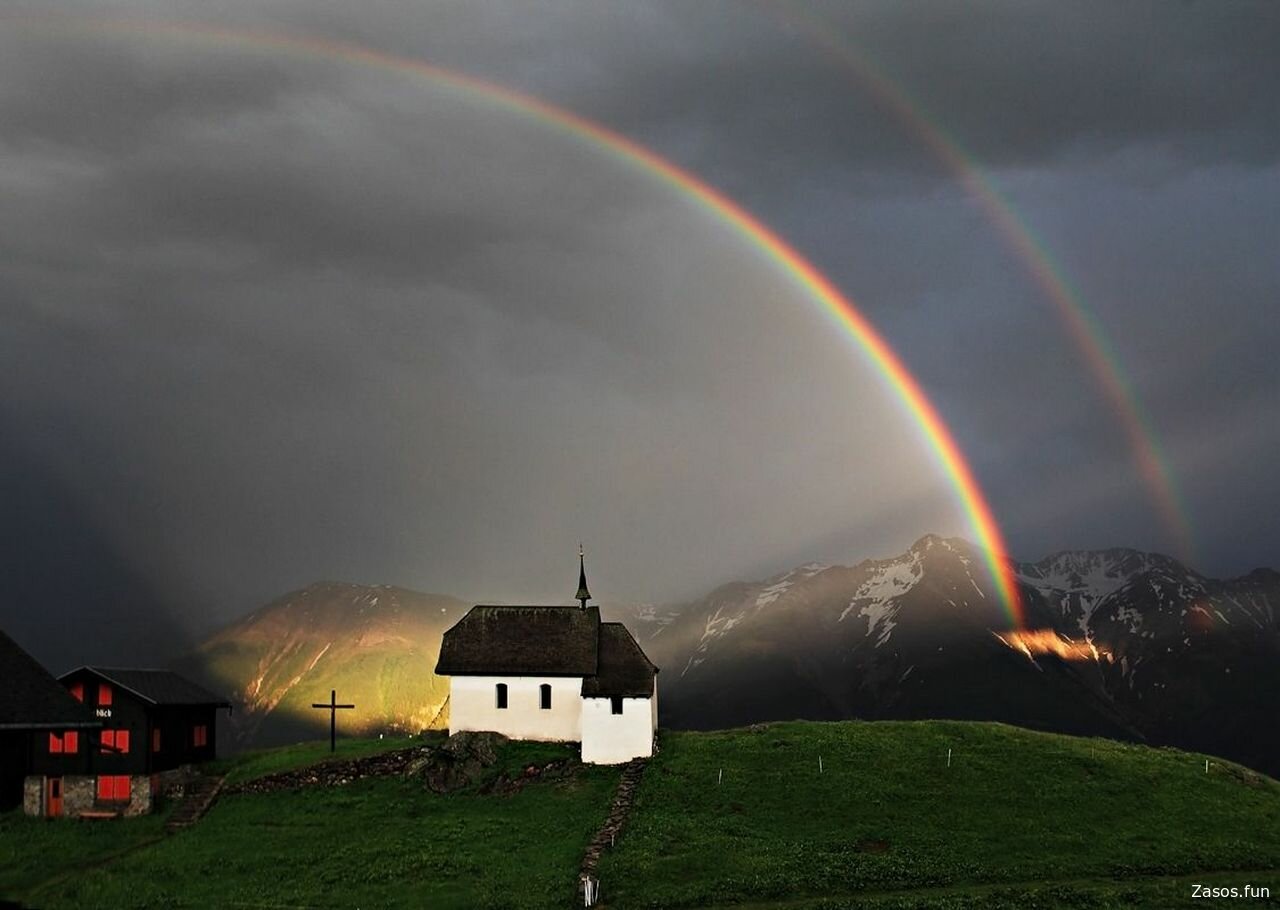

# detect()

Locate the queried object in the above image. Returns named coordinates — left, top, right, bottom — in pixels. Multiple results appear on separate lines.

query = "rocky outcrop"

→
left=407, top=731, right=507, bottom=793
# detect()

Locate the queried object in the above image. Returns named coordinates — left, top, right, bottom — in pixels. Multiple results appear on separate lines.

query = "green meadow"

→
left=599, top=721, right=1280, bottom=908
left=3, top=722, right=1279, bottom=909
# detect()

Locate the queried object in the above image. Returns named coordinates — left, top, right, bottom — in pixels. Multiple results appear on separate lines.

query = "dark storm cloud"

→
left=301, top=0, right=1280, bottom=182
left=0, top=0, right=1276, bottom=666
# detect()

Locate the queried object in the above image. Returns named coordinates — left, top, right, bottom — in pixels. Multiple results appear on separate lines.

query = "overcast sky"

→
left=2, top=0, right=1277, bottom=668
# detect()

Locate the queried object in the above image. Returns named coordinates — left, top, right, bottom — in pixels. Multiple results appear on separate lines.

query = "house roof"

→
left=434, top=605, right=658, bottom=697
left=61, top=667, right=231, bottom=708
left=435, top=606, right=601, bottom=676
left=581, top=622, right=658, bottom=698
left=0, top=628, right=99, bottom=730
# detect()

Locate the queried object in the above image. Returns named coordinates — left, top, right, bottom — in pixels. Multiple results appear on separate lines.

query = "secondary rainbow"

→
left=763, top=1, right=1196, bottom=563
left=9, top=15, right=1028, bottom=624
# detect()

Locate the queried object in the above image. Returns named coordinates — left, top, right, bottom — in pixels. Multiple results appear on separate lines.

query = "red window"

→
left=49, top=732, right=63, bottom=753
left=152, top=729, right=161, bottom=752
left=98, top=684, right=112, bottom=707
left=69, top=682, right=84, bottom=702
left=96, top=775, right=130, bottom=802
left=64, top=731, right=78, bottom=753
left=193, top=724, right=208, bottom=747
left=101, top=729, right=130, bottom=754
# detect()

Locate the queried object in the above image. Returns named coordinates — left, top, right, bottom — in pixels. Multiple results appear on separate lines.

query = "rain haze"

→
left=2, top=0, right=1277, bottom=669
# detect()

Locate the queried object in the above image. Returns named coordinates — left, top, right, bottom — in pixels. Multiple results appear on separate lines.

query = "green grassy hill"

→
left=3, top=722, right=1278, bottom=909
left=601, top=721, right=1280, bottom=908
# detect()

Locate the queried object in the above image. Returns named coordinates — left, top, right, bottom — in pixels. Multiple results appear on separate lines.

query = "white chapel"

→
left=433, top=550, right=658, bottom=765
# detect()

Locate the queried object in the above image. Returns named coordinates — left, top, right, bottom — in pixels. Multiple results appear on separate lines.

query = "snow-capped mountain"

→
left=615, top=536, right=1279, bottom=776
left=173, top=538, right=1278, bottom=773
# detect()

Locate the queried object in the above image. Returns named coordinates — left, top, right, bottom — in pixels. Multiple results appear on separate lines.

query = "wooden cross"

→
left=311, top=689, right=355, bottom=752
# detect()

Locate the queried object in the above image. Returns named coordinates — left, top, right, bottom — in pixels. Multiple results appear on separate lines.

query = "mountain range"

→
left=175, top=537, right=1280, bottom=775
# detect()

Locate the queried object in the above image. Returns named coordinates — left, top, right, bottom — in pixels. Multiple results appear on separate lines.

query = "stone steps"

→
left=578, top=758, right=647, bottom=905
left=165, top=774, right=226, bottom=832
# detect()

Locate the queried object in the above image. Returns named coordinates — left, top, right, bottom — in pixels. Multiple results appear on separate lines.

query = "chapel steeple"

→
left=576, top=543, right=592, bottom=609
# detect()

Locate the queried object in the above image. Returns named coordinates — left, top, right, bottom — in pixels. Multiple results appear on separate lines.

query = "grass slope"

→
left=6, top=737, right=616, bottom=910
left=5, top=723, right=1278, bottom=909
left=598, top=721, right=1280, bottom=908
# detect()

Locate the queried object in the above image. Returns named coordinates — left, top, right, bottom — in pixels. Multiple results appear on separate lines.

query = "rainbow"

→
left=7, top=16, right=1027, bottom=624
left=762, top=1, right=1197, bottom=563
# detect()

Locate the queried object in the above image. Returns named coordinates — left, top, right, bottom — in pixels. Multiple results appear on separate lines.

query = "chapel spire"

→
left=576, top=543, right=592, bottom=609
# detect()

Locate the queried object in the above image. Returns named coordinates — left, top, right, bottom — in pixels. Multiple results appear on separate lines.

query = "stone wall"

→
left=154, top=764, right=202, bottom=801
left=22, top=776, right=41, bottom=816
left=23, top=774, right=152, bottom=817
left=124, top=775, right=153, bottom=817
left=65, top=777, right=98, bottom=816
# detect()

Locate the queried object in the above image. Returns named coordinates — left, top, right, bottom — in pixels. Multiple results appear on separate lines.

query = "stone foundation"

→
left=23, top=774, right=153, bottom=818
left=22, top=777, right=41, bottom=816
left=124, top=775, right=153, bottom=817
left=65, top=777, right=99, bottom=816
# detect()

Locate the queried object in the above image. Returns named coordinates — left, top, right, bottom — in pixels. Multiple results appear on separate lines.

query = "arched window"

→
left=539, top=684, right=552, bottom=710
left=495, top=683, right=508, bottom=709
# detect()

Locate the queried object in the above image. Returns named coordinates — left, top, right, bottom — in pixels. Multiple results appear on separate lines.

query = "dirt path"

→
left=19, top=834, right=168, bottom=905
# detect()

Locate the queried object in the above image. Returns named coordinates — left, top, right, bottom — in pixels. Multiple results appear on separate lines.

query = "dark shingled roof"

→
left=62, top=668, right=231, bottom=707
left=0, top=628, right=98, bottom=729
left=581, top=623, right=658, bottom=698
left=434, top=606, right=658, bottom=697
left=435, top=606, right=601, bottom=676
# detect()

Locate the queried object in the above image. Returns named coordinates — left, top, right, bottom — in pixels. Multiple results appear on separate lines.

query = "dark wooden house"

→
left=0, top=628, right=99, bottom=816
left=57, top=667, right=231, bottom=789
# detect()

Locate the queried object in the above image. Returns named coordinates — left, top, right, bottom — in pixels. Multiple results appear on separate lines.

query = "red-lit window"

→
left=101, top=729, right=130, bottom=754
left=98, top=684, right=112, bottom=707
left=49, top=732, right=63, bottom=753
left=64, top=731, right=78, bottom=753
left=152, top=729, right=161, bottom=753
left=96, top=775, right=130, bottom=802
left=69, top=682, right=84, bottom=702
left=193, top=725, right=208, bottom=747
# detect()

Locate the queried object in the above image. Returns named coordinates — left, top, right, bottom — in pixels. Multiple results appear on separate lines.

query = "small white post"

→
left=1205, top=759, right=1209, bottom=774
left=819, top=755, right=823, bottom=774
left=947, top=748, right=952, bottom=768
left=718, top=768, right=723, bottom=785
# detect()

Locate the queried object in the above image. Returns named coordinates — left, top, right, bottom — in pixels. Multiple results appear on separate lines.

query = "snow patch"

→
left=838, top=555, right=921, bottom=649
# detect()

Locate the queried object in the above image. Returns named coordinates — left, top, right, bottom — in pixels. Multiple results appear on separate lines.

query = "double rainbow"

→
left=764, top=2, right=1196, bottom=563
left=7, top=16, right=1027, bottom=625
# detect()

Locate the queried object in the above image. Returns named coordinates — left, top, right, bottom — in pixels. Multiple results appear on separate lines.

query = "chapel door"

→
left=46, top=777, right=63, bottom=818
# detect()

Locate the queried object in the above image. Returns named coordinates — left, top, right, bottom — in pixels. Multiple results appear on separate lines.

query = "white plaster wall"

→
left=580, top=691, right=655, bottom=765
left=448, top=675, right=582, bottom=742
